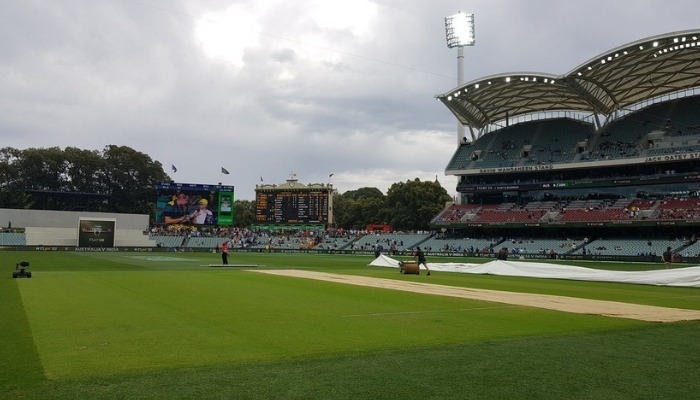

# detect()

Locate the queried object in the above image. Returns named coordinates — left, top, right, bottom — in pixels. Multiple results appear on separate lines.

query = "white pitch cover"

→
left=369, top=254, right=700, bottom=288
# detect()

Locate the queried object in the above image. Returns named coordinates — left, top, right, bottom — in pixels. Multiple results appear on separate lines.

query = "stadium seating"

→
left=350, top=233, right=431, bottom=252
left=654, top=197, right=700, bottom=220
left=525, top=119, right=593, bottom=164
left=432, top=204, right=481, bottom=224
left=557, top=209, right=631, bottom=222
left=445, top=95, right=700, bottom=214
left=499, top=238, right=585, bottom=256
left=432, top=194, right=700, bottom=227
left=0, top=232, right=26, bottom=246
left=419, top=237, right=501, bottom=254
left=571, top=238, right=685, bottom=257
left=677, top=240, right=700, bottom=258
left=187, top=237, right=224, bottom=249
left=445, top=144, right=476, bottom=170
left=447, top=119, right=595, bottom=170
left=582, top=96, right=700, bottom=162
left=152, top=235, right=187, bottom=248
left=475, top=209, right=546, bottom=223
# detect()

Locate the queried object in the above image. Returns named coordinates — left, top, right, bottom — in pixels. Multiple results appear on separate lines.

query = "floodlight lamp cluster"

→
left=652, top=36, right=700, bottom=58
left=445, top=76, right=556, bottom=101
left=577, top=34, right=699, bottom=77
left=445, top=12, right=475, bottom=48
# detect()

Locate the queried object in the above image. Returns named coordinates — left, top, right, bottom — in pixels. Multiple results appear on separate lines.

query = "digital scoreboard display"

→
left=255, top=190, right=329, bottom=224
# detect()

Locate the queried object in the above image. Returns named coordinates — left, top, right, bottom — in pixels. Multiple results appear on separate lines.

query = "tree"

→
left=0, top=147, right=26, bottom=209
left=16, top=147, right=66, bottom=192
left=0, top=145, right=169, bottom=216
left=233, top=199, right=255, bottom=227
left=4, top=146, right=75, bottom=209
left=342, top=187, right=384, bottom=201
left=102, top=145, right=170, bottom=215
left=385, top=178, right=452, bottom=230
left=63, top=147, right=107, bottom=194
left=333, top=187, right=388, bottom=229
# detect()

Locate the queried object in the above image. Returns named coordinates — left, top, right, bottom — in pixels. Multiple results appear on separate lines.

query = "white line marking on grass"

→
left=124, top=256, right=199, bottom=262
left=200, top=264, right=262, bottom=268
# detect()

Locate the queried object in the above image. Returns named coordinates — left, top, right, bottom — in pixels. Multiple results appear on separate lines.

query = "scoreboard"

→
left=255, top=190, right=330, bottom=224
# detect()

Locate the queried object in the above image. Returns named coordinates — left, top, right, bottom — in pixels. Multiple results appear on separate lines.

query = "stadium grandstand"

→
left=431, top=29, right=700, bottom=252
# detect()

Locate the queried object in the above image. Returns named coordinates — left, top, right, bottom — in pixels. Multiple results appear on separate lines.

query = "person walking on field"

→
left=221, top=241, right=229, bottom=265
left=414, top=246, right=431, bottom=276
left=662, top=246, right=673, bottom=269
left=497, top=247, right=509, bottom=260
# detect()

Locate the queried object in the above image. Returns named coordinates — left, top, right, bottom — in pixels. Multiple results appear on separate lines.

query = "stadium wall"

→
left=0, top=209, right=154, bottom=247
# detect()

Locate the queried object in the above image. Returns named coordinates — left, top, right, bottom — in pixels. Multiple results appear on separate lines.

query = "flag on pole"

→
left=221, top=167, right=230, bottom=174
left=171, top=164, right=177, bottom=173
left=260, top=176, right=263, bottom=182
left=329, top=173, right=334, bottom=177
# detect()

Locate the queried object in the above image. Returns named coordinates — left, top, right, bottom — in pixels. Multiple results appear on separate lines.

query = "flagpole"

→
left=327, top=173, right=334, bottom=227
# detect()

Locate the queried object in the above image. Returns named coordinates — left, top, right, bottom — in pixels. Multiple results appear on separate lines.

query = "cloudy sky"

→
left=1, top=0, right=698, bottom=200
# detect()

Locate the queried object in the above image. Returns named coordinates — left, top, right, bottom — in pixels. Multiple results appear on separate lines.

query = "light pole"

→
left=444, top=11, right=475, bottom=144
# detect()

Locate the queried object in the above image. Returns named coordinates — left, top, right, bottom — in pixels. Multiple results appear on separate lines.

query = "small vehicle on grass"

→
left=12, top=261, right=31, bottom=278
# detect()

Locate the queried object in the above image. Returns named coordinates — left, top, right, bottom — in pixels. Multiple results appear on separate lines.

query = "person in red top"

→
left=221, top=241, right=229, bottom=265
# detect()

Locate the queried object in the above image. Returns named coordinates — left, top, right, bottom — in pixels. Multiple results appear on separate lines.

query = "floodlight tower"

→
left=444, top=11, right=475, bottom=144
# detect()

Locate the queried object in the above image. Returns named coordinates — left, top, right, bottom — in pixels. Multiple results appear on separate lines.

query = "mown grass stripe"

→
left=0, top=278, right=46, bottom=392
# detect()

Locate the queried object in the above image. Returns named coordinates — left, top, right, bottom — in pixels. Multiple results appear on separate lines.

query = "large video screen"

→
left=156, top=182, right=234, bottom=226
left=255, top=189, right=329, bottom=224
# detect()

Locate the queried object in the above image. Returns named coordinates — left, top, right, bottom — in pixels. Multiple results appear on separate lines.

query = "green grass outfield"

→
left=2, top=251, right=699, bottom=399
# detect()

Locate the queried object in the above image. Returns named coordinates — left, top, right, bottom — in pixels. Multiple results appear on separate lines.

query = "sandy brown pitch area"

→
left=254, top=269, right=700, bottom=323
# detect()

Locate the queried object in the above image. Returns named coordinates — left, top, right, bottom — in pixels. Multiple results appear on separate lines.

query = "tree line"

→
left=0, top=146, right=452, bottom=230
